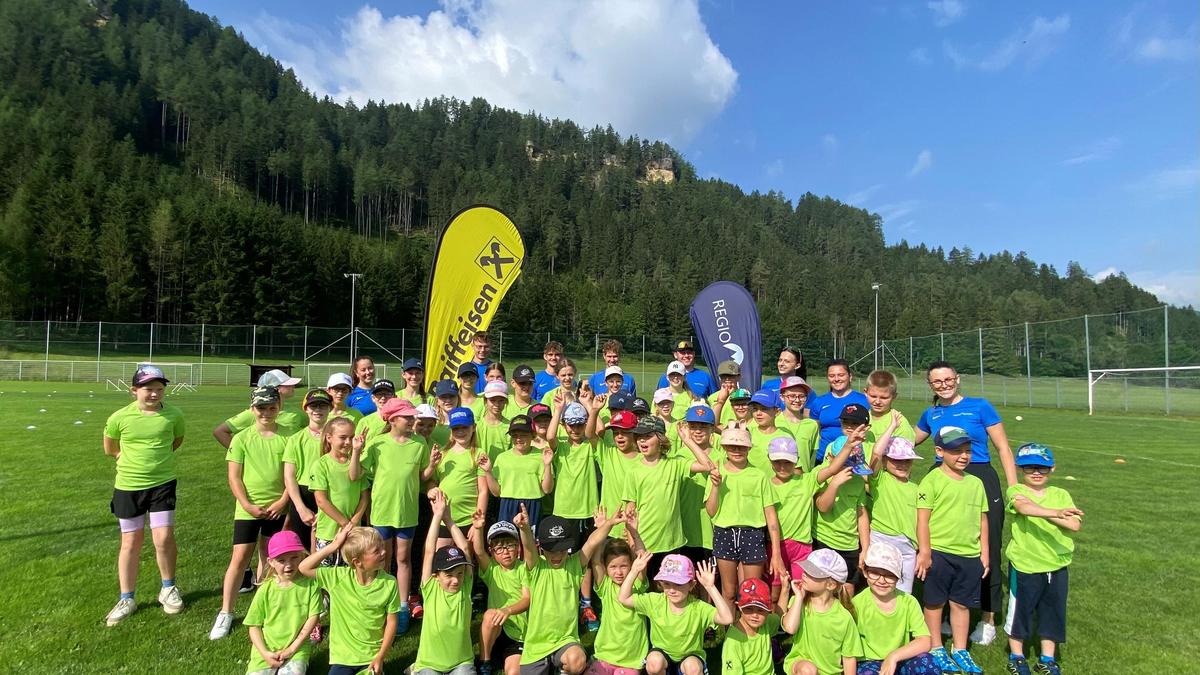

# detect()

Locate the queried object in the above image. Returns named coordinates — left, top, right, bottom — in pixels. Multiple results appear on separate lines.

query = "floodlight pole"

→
left=871, top=283, right=881, bottom=371
left=345, top=273, right=363, bottom=364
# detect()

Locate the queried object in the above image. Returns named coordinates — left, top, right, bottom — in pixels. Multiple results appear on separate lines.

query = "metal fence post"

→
left=302, top=325, right=308, bottom=362
left=44, top=319, right=50, bottom=380
left=1055, top=378, right=1061, bottom=408
left=399, top=328, right=404, bottom=361
left=642, top=335, right=647, bottom=389
left=498, top=331, right=504, bottom=363
left=149, top=322, right=155, bottom=362
left=909, top=336, right=914, bottom=401
left=1164, top=305, right=1170, bottom=415
left=939, top=332, right=944, bottom=360
left=97, top=320, right=103, bottom=381
left=593, top=333, right=599, bottom=374
left=199, top=323, right=206, bottom=384
left=1024, top=322, right=1032, bottom=407
left=1083, top=314, right=1091, bottom=381
left=977, top=327, right=984, bottom=395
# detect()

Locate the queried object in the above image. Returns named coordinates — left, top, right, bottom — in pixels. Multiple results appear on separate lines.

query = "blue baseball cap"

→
left=432, top=379, right=460, bottom=397
left=934, top=426, right=972, bottom=450
left=1015, top=443, right=1055, bottom=467
left=448, top=406, right=475, bottom=428
left=685, top=405, right=715, bottom=424
left=402, top=357, right=424, bottom=372
left=608, top=391, right=632, bottom=411
left=750, top=389, right=779, bottom=408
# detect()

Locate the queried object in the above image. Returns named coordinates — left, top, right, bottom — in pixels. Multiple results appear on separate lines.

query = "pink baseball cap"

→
left=779, top=376, right=812, bottom=395
left=483, top=380, right=510, bottom=399
left=884, top=437, right=923, bottom=461
left=267, top=530, right=308, bottom=559
left=653, top=554, right=695, bottom=585
left=653, top=387, right=674, bottom=405
left=379, top=398, right=417, bottom=421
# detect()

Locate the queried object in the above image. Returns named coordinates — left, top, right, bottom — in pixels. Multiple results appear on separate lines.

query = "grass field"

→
left=0, top=382, right=1196, bottom=673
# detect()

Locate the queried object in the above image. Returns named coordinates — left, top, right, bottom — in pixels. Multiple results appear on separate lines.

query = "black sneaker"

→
left=237, top=568, right=255, bottom=594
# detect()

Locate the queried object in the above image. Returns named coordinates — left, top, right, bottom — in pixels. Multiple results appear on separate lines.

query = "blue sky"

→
left=189, top=0, right=1199, bottom=306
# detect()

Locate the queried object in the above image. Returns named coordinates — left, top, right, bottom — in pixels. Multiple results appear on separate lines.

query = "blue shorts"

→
left=923, top=550, right=983, bottom=608
left=375, top=525, right=417, bottom=541
left=499, top=498, right=543, bottom=529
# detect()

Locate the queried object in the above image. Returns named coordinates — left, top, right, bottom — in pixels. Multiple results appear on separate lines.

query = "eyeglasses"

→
left=863, top=568, right=898, bottom=582
left=928, top=378, right=957, bottom=389
left=490, top=542, right=518, bottom=552
left=781, top=391, right=806, bottom=400
left=1021, top=466, right=1052, bottom=475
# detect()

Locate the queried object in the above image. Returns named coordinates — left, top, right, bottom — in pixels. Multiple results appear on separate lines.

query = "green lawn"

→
left=0, top=382, right=1196, bottom=672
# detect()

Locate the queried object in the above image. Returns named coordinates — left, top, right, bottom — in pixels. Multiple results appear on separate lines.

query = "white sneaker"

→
left=970, top=621, right=997, bottom=645
left=941, top=620, right=952, bottom=636
left=105, top=598, right=136, bottom=626
left=158, top=585, right=184, bottom=614
left=209, top=611, right=234, bottom=640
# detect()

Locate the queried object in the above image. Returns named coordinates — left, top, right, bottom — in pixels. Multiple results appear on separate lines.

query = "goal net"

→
left=1088, top=366, right=1200, bottom=415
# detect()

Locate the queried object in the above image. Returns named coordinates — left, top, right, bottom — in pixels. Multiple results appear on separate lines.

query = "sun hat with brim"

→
left=132, top=365, right=169, bottom=387
left=251, top=385, right=280, bottom=407
left=562, top=402, right=589, bottom=426
left=653, top=388, right=674, bottom=405
left=603, top=366, right=624, bottom=379
left=720, top=426, right=752, bottom=448
left=414, top=403, right=438, bottom=420
left=512, top=365, right=535, bottom=384
left=750, top=389, right=779, bottom=408
left=267, top=530, right=307, bottom=559
left=767, top=436, right=799, bottom=462
left=863, top=541, right=903, bottom=578
left=666, top=360, right=686, bottom=376
left=883, top=437, right=922, bottom=461
left=717, top=360, right=741, bottom=377
left=608, top=391, right=632, bottom=411
left=482, top=381, right=510, bottom=399
left=737, top=578, right=771, bottom=611
left=633, top=415, right=666, bottom=436
left=630, top=397, right=651, bottom=415
left=779, top=376, right=812, bottom=395
left=402, top=358, right=424, bottom=372
left=1015, top=442, right=1055, bottom=467
left=653, top=554, right=695, bottom=585
left=609, top=410, right=637, bottom=430
left=457, top=362, right=479, bottom=378
left=508, top=415, right=533, bottom=434
left=528, top=403, right=552, bottom=420
left=729, top=388, right=752, bottom=402
left=432, top=545, right=471, bottom=572
left=258, top=368, right=302, bottom=387
left=934, top=426, right=972, bottom=450
left=379, top=398, right=417, bottom=421
left=432, top=379, right=459, bottom=398
left=370, top=379, right=396, bottom=394
left=839, top=404, right=870, bottom=426
left=799, top=548, right=848, bottom=583
left=448, top=406, right=474, bottom=428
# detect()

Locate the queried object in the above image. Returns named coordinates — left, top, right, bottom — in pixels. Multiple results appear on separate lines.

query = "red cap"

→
left=737, top=578, right=771, bottom=610
left=609, top=410, right=637, bottom=430
left=380, top=398, right=417, bottom=421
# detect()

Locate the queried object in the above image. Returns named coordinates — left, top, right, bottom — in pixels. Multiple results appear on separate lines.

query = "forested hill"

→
left=0, top=0, right=1194, bottom=353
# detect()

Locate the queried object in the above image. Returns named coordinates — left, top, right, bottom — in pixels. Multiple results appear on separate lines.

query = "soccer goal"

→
left=1088, top=366, right=1200, bottom=415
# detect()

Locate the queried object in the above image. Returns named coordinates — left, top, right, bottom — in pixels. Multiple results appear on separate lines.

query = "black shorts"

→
left=678, top=546, right=713, bottom=567
left=813, top=539, right=862, bottom=589
left=286, top=486, right=318, bottom=541
left=111, top=480, right=177, bottom=519
left=1005, top=564, right=1069, bottom=643
left=233, top=517, right=285, bottom=546
left=492, top=630, right=524, bottom=666
left=648, top=649, right=709, bottom=675
left=712, top=526, right=767, bottom=564
left=924, top=550, right=983, bottom=608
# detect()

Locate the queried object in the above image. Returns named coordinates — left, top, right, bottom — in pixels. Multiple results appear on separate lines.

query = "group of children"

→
left=103, top=344, right=1083, bottom=675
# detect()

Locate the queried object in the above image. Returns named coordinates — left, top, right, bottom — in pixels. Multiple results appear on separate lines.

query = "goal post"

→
left=1088, top=366, right=1200, bottom=415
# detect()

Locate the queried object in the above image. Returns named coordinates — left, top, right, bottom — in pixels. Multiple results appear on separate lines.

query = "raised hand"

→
left=709, top=467, right=723, bottom=487
left=477, top=453, right=492, bottom=472
left=829, top=467, right=853, bottom=487
left=430, top=488, right=448, bottom=516
left=471, top=508, right=487, bottom=531
left=623, top=503, right=638, bottom=531
left=428, top=444, right=443, bottom=467
left=1058, top=506, right=1085, bottom=519
left=542, top=445, right=554, bottom=466
left=592, top=394, right=608, bottom=411
left=352, top=432, right=366, bottom=454
left=513, top=503, right=530, bottom=530
left=592, top=505, right=609, bottom=529
left=630, top=549, right=652, bottom=573
left=695, top=560, right=718, bottom=588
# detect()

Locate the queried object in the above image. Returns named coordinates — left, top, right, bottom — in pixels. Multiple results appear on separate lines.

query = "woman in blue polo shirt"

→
left=760, top=346, right=807, bottom=392
left=913, top=359, right=1018, bottom=648
left=347, top=356, right=377, bottom=415
left=805, top=359, right=869, bottom=462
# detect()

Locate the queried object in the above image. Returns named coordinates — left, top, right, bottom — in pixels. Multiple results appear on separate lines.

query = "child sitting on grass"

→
left=852, top=542, right=937, bottom=674
left=243, top=531, right=321, bottom=675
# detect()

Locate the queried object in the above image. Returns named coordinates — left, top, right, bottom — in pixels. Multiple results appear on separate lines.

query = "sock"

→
left=120, top=591, right=135, bottom=601
left=1010, top=654, right=1026, bottom=661
left=580, top=596, right=592, bottom=607
left=161, top=578, right=175, bottom=588
left=400, top=601, right=409, bottom=610
left=1039, top=655, right=1056, bottom=664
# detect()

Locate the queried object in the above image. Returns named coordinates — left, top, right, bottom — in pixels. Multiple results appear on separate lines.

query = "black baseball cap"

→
left=513, top=365, right=535, bottom=384
left=457, top=362, right=479, bottom=378
left=839, top=403, right=870, bottom=425
left=633, top=415, right=666, bottom=436
left=432, top=545, right=471, bottom=572
left=629, top=397, right=651, bottom=415
left=528, top=403, right=552, bottom=419
left=371, top=379, right=396, bottom=394
left=536, top=515, right=577, bottom=552
left=608, top=391, right=632, bottom=411
left=508, top=414, right=533, bottom=434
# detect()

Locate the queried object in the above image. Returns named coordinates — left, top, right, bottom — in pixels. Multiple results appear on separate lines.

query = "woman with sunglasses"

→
left=913, top=360, right=1017, bottom=648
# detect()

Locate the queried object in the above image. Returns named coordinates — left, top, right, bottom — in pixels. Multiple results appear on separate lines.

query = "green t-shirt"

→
left=503, top=396, right=534, bottom=421
left=552, top=440, right=599, bottom=518
left=631, top=592, right=717, bottom=661
left=283, top=427, right=323, bottom=488
left=721, top=614, right=781, bottom=675
left=868, top=471, right=918, bottom=544
left=309, top=453, right=368, bottom=540
left=481, top=562, right=529, bottom=641
left=243, top=576, right=321, bottom=673
left=466, top=397, right=487, bottom=421
left=396, top=391, right=429, bottom=408
left=851, top=590, right=928, bottom=661
left=362, top=435, right=428, bottom=528
left=866, top=412, right=916, bottom=445
left=521, top=556, right=584, bottom=664
left=706, top=392, right=740, bottom=426
left=330, top=407, right=363, bottom=423
left=749, top=426, right=793, bottom=475
left=681, top=446, right=724, bottom=549
left=814, top=454, right=867, bottom=551
left=622, top=456, right=692, bottom=552
left=315, top=567, right=400, bottom=666
left=227, top=407, right=306, bottom=438
left=593, top=576, right=649, bottom=668
left=493, top=449, right=545, bottom=499
left=776, top=417, right=818, bottom=472
left=596, top=440, right=640, bottom=540
left=784, top=601, right=863, bottom=675
left=225, top=426, right=287, bottom=520
left=670, top=390, right=695, bottom=421
left=413, top=573, right=475, bottom=671
left=775, top=471, right=823, bottom=543
left=104, top=401, right=185, bottom=490
left=429, top=424, right=452, bottom=451
left=477, top=416, right=512, bottom=462
left=436, top=446, right=483, bottom=526
left=1005, top=484, right=1077, bottom=573
left=354, top=412, right=388, bottom=443
left=916, top=468, right=987, bottom=556
left=539, top=387, right=566, bottom=411
left=711, top=462, right=779, bottom=529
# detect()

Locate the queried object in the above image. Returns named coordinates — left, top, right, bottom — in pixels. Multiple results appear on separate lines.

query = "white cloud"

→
left=942, top=41, right=970, bottom=70
left=1114, top=11, right=1199, bottom=63
left=978, top=14, right=1070, bottom=71
left=847, top=184, right=884, bottom=206
left=765, top=159, right=784, bottom=178
left=249, top=0, right=737, bottom=144
left=821, top=133, right=839, bottom=153
left=875, top=200, right=920, bottom=222
left=1127, top=160, right=1200, bottom=199
left=1137, top=31, right=1200, bottom=62
left=909, top=47, right=932, bottom=65
left=1128, top=270, right=1200, bottom=307
left=1061, top=136, right=1121, bottom=166
left=908, top=149, right=933, bottom=177
left=1092, top=266, right=1121, bottom=283
left=927, top=0, right=965, bottom=27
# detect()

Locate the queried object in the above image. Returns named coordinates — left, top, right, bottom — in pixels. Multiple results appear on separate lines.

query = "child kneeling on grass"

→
left=243, top=531, right=321, bottom=675
left=782, top=549, right=863, bottom=675
left=299, top=524, right=399, bottom=675
left=411, top=491, right=477, bottom=675
left=619, top=552, right=735, bottom=675
left=852, top=542, right=937, bottom=675
left=1003, top=443, right=1083, bottom=675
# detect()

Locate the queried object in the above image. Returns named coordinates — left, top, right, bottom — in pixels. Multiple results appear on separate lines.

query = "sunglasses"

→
left=1021, top=465, right=1052, bottom=474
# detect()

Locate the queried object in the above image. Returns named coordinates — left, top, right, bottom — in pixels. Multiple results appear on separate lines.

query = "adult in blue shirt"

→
left=347, top=356, right=377, bottom=415
left=533, top=340, right=564, bottom=400
left=914, top=360, right=1018, bottom=647
left=806, top=359, right=870, bottom=462
left=761, top=346, right=807, bottom=410
left=586, top=338, right=637, bottom=396
left=655, top=340, right=716, bottom=398
left=469, top=331, right=493, bottom=393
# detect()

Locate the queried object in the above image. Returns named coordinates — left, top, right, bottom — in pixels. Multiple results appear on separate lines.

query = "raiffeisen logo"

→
left=710, top=299, right=744, bottom=364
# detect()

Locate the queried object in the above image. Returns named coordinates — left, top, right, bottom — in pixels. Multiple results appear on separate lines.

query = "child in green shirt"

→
left=353, top=378, right=396, bottom=443
left=412, top=491, right=476, bottom=675
left=865, top=410, right=924, bottom=594
left=678, top=405, right=724, bottom=564
left=283, top=389, right=333, bottom=549
left=299, top=524, right=400, bottom=675
left=470, top=516, right=530, bottom=675
left=706, top=360, right=742, bottom=426
left=1004, top=443, right=1083, bottom=675
left=619, top=552, right=734, bottom=675
left=852, top=542, right=937, bottom=674
left=711, top=386, right=753, bottom=430
left=243, top=531, right=321, bottom=675
left=864, top=370, right=915, bottom=445
left=482, top=414, right=555, bottom=527
left=310, top=417, right=370, bottom=567
left=213, top=385, right=290, bottom=640
left=747, top=389, right=792, bottom=474
left=814, top=407, right=873, bottom=591
left=590, top=506, right=650, bottom=675
left=782, top=549, right=862, bottom=675
left=721, top=578, right=784, bottom=675
left=548, top=401, right=602, bottom=630
left=776, top=376, right=819, bottom=471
